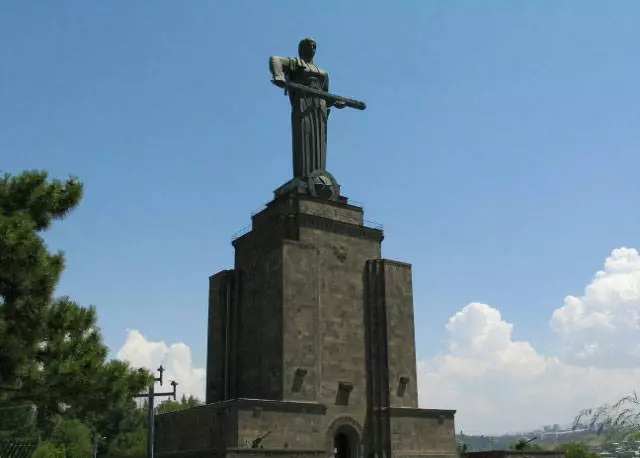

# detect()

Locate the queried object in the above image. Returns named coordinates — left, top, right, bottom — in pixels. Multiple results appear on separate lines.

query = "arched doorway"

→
left=332, top=425, right=359, bottom=458
left=333, top=431, right=351, bottom=458
left=326, top=415, right=363, bottom=458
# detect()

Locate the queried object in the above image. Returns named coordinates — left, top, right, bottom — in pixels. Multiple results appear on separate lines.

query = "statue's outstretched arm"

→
left=269, top=56, right=292, bottom=87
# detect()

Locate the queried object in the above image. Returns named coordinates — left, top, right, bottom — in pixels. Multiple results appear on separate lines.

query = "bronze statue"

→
left=269, top=38, right=366, bottom=180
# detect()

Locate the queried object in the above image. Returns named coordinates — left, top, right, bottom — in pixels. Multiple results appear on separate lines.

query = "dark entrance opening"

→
left=334, top=432, right=351, bottom=458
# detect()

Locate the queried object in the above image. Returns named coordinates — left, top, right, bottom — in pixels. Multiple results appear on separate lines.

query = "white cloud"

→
left=419, top=303, right=640, bottom=435
left=419, top=248, right=640, bottom=435
left=116, top=330, right=205, bottom=402
left=551, top=247, right=640, bottom=367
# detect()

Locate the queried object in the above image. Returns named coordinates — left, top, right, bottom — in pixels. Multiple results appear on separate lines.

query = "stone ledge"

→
left=381, top=259, right=412, bottom=269
left=391, top=454, right=458, bottom=458
left=233, top=192, right=381, bottom=247
left=386, top=407, right=456, bottom=418
left=298, top=213, right=384, bottom=241
left=233, top=398, right=327, bottom=414
left=295, top=193, right=360, bottom=212
left=156, top=398, right=327, bottom=417
left=155, top=402, right=216, bottom=416
left=157, top=449, right=326, bottom=458
left=232, top=210, right=383, bottom=249
left=155, top=451, right=216, bottom=458
left=227, top=449, right=326, bottom=455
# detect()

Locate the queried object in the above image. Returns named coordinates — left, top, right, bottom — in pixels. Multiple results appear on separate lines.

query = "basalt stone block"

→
left=158, top=193, right=457, bottom=458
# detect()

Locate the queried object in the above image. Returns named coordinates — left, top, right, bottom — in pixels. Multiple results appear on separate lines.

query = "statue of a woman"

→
left=269, top=38, right=346, bottom=180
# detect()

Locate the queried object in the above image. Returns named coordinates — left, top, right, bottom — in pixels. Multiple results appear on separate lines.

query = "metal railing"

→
left=0, top=438, right=37, bottom=458
left=363, top=219, right=384, bottom=231
left=250, top=205, right=267, bottom=217
left=231, top=215, right=384, bottom=242
left=231, top=224, right=252, bottom=241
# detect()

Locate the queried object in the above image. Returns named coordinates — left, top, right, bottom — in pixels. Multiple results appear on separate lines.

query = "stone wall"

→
left=226, top=450, right=325, bottom=458
left=191, top=192, right=459, bottom=458
left=389, top=408, right=457, bottom=458
left=286, top=226, right=380, bottom=413
left=156, top=399, right=329, bottom=458
left=281, top=240, right=321, bottom=403
left=235, top=400, right=327, bottom=450
left=233, top=240, right=284, bottom=400
left=155, top=403, right=235, bottom=455
left=382, top=260, right=419, bottom=408
left=297, top=197, right=363, bottom=225
left=207, top=270, right=238, bottom=404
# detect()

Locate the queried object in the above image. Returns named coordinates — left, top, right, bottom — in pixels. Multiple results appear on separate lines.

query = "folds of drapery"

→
left=291, top=93, right=328, bottom=178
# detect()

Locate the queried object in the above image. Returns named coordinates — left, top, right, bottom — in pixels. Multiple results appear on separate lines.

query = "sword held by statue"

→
left=272, top=80, right=367, bottom=111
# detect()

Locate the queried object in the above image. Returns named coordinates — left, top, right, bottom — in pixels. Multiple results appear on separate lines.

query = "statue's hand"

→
left=334, top=101, right=347, bottom=109
left=272, top=78, right=286, bottom=88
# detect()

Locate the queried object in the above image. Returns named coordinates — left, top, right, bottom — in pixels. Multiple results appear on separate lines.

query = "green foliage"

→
left=106, top=427, right=147, bottom=457
left=156, top=394, right=202, bottom=414
left=575, top=391, right=640, bottom=441
left=32, top=441, right=66, bottom=458
left=106, top=395, right=204, bottom=456
left=8, top=295, right=151, bottom=435
left=555, top=442, right=600, bottom=458
left=50, top=417, right=93, bottom=457
left=0, top=170, right=153, bottom=455
left=0, top=402, right=37, bottom=439
left=0, top=171, right=83, bottom=387
left=102, top=399, right=147, bottom=457
left=509, top=438, right=544, bottom=451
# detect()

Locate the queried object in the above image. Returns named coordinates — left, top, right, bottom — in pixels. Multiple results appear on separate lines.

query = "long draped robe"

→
left=270, top=56, right=333, bottom=179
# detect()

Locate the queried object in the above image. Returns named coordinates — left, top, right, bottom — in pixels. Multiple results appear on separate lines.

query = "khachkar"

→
left=269, top=37, right=366, bottom=201
left=154, top=38, right=458, bottom=458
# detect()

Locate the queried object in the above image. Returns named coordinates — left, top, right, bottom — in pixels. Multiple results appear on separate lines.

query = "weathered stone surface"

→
left=156, top=403, right=234, bottom=454
left=297, top=197, right=363, bottom=225
left=207, top=270, right=239, bottom=403
left=158, top=193, right=458, bottom=458
left=381, top=261, right=419, bottom=408
left=282, top=228, right=379, bottom=411
left=237, top=403, right=326, bottom=450
left=227, top=451, right=325, bottom=458
left=389, top=408, right=457, bottom=457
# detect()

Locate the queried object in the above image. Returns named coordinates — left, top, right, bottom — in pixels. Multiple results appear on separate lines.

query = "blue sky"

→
left=3, top=1, right=640, bottom=433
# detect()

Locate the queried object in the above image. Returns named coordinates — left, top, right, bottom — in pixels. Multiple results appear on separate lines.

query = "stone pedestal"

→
left=155, top=191, right=458, bottom=458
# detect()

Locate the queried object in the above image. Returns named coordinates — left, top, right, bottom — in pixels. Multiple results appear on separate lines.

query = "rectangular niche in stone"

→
left=292, top=368, right=307, bottom=393
left=397, top=376, right=410, bottom=397
left=335, top=381, right=354, bottom=406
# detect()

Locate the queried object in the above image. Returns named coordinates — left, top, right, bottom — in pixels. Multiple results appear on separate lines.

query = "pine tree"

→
left=0, top=170, right=150, bottom=448
left=0, top=170, right=82, bottom=387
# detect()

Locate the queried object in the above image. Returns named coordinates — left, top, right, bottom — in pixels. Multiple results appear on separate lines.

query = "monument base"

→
left=155, top=194, right=458, bottom=458
left=155, top=399, right=458, bottom=458
left=273, top=170, right=346, bottom=203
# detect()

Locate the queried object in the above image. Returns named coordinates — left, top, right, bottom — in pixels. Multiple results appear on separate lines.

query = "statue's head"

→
left=298, top=38, right=316, bottom=61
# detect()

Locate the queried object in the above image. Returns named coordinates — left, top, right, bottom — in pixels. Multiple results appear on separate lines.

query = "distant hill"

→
left=457, top=428, right=603, bottom=451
